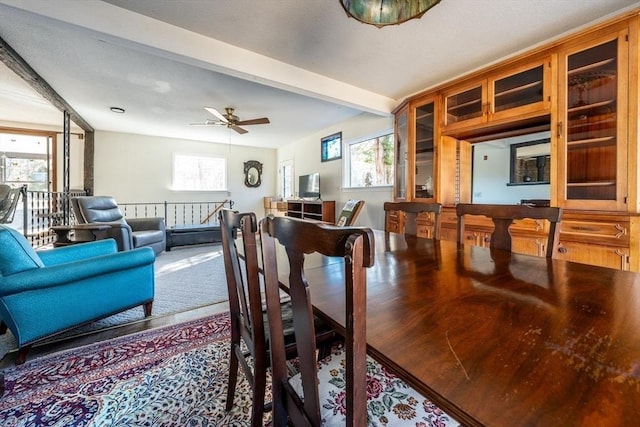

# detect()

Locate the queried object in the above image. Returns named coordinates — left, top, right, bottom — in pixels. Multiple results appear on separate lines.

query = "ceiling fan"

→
left=190, top=107, right=270, bottom=134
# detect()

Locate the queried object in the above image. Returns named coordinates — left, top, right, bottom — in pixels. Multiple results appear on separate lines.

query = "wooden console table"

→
left=50, top=224, right=111, bottom=247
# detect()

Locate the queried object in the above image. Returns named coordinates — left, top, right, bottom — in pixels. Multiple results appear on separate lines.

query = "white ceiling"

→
left=1, top=0, right=639, bottom=149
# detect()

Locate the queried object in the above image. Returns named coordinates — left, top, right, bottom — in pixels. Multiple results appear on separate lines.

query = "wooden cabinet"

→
left=556, top=212, right=633, bottom=270
left=443, top=58, right=551, bottom=132
left=393, top=12, right=640, bottom=270
left=286, top=200, right=335, bottom=223
left=557, top=30, right=629, bottom=211
left=440, top=206, right=553, bottom=257
left=385, top=210, right=438, bottom=239
left=413, top=98, right=436, bottom=201
left=393, top=106, right=409, bottom=200
left=385, top=209, right=403, bottom=234
left=443, top=81, right=485, bottom=130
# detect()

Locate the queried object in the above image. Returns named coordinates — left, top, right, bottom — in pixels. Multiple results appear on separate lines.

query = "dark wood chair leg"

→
left=143, top=301, right=153, bottom=317
left=226, top=343, right=240, bottom=412
left=251, top=356, right=267, bottom=427
left=16, top=345, right=31, bottom=365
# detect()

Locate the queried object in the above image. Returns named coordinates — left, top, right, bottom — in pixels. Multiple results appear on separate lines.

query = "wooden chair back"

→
left=456, top=203, right=563, bottom=257
left=383, top=201, right=442, bottom=238
left=260, top=216, right=374, bottom=427
left=336, top=199, right=365, bottom=226
left=219, top=209, right=268, bottom=423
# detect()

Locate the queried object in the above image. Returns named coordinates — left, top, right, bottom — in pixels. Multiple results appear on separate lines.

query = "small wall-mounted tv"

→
left=299, top=173, right=320, bottom=199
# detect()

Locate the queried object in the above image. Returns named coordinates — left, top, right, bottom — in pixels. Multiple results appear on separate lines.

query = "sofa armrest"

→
left=128, top=217, right=166, bottom=232
left=100, top=222, right=134, bottom=251
left=37, top=239, right=118, bottom=266
left=1, top=246, right=155, bottom=296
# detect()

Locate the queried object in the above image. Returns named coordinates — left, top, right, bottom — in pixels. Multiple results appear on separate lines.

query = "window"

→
left=346, top=132, right=394, bottom=188
left=280, top=159, right=294, bottom=199
left=173, top=155, right=226, bottom=191
left=1, top=131, right=52, bottom=191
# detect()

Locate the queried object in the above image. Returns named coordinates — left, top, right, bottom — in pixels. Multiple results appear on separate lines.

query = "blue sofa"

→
left=0, top=224, right=156, bottom=364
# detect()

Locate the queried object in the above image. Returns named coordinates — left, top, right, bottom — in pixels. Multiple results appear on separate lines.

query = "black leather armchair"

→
left=71, top=196, right=166, bottom=255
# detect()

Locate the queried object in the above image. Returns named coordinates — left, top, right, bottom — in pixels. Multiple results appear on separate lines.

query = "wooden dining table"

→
left=276, top=229, right=640, bottom=426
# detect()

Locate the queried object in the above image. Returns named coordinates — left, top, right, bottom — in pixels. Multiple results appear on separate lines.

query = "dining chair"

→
left=219, top=209, right=335, bottom=427
left=260, top=215, right=459, bottom=427
left=336, top=199, right=364, bottom=226
left=455, top=203, right=563, bottom=257
left=383, top=201, right=442, bottom=238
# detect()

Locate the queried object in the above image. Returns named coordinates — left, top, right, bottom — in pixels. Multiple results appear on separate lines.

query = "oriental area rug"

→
left=0, top=312, right=263, bottom=426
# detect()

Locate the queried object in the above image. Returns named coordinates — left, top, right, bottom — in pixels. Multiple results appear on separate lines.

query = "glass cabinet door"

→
left=559, top=31, right=627, bottom=209
left=394, top=108, right=408, bottom=200
left=443, top=83, right=485, bottom=129
left=491, top=59, right=549, bottom=119
left=444, top=60, right=550, bottom=131
left=414, top=100, right=435, bottom=199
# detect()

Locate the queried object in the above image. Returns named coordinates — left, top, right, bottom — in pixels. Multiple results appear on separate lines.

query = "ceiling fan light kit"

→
left=340, top=0, right=441, bottom=28
left=191, top=107, right=270, bottom=134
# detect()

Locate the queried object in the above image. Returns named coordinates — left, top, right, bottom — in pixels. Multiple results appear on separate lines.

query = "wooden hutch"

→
left=389, top=9, right=640, bottom=271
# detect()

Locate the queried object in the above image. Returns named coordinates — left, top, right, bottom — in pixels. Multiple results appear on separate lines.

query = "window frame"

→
left=172, top=154, right=228, bottom=192
left=343, top=130, right=395, bottom=190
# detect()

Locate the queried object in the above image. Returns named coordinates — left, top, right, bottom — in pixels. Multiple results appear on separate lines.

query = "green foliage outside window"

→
left=348, top=133, right=394, bottom=188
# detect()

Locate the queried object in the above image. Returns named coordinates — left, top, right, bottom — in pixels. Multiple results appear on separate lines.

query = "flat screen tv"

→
left=299, top=173, right=320, bottom=199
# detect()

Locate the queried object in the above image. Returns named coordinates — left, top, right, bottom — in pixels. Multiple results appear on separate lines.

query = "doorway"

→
left=0, top=129, right=53, bottom=191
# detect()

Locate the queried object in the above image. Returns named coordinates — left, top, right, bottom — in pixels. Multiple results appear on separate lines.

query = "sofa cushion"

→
left=132, top=230, right=164, bottom=248
left=0, top=225, right=44, bottom=276
left=75, top=196, right=126, bottom=224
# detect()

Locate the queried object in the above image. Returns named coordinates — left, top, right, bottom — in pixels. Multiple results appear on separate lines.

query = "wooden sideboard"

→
left=285, top=200, right=336, bottom=224
left=384, top=206, right=638, bottom=271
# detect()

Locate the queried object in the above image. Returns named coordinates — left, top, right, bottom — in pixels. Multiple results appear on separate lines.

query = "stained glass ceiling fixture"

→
left=339, top=0, right=442, bottom=28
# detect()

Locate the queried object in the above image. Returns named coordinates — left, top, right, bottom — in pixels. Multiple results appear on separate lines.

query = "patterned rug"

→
left=0, top=312, right=260, bottom=426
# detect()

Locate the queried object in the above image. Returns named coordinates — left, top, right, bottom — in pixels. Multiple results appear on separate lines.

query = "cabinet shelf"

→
left=567, top=181, right=615, bottom=187
left=567, top=116, right=615, bottom=129
left=286, top=200, right=335, bottom=223
left=567, top=136, right=615, bottom=148
left=568, top=58, right=615, bottom=76
left=447, top=98, right=482, bottom=112
left=494, top=80, right=542, bottom=98
left=416, top=138, right=434, bottom=146
left=567, top=99, right=615, bottom=114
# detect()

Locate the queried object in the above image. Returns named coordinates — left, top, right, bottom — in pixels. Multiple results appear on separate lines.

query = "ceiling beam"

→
left=2, top=0, right=396, bottom=116
left=0, top=34, right=94, bottom=132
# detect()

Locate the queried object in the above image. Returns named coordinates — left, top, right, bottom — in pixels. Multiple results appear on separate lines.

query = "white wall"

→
left=94, top=131, right=277, bottom=215
left=472, top=131, right=551, bottom=204
left=277, top=112, right=394, bottom=230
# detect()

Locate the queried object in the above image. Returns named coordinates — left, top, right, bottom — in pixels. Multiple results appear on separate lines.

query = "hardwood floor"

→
left=0, top=301, right=230, bottom=369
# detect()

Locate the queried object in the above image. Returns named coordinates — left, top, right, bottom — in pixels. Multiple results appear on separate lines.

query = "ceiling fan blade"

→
left=236, top=117, right=270, bottom=126
left=231, top=125, right=248, bottom=134
left=189, top=119, right=219, bottom=126
left=204, top=107, right=228, bottom=123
